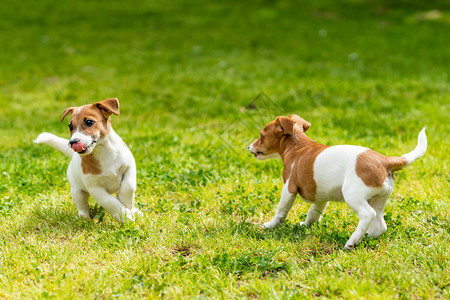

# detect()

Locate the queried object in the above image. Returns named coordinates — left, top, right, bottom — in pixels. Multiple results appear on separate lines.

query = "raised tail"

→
left=34, top=132, right=74, bottom=158
left=402, top=127, right=427, bottom=164
left=386, top=128, right=427, bottom=171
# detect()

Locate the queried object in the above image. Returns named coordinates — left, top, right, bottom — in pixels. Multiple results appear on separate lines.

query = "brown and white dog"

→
left=248, top=114, right=427, bottom=249
left=34, top=98, right=142, bottom=222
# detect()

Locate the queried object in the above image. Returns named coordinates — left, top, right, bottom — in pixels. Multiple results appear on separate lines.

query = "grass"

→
left=0, top=0, right=449, bottom=298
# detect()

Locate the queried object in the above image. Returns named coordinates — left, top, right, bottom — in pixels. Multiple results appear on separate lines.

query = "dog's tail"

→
left=34, top=132, right=74, bottom=158
left=387, top=128, right=427, bottom=171
left=402, top=128, right=427, bottom=164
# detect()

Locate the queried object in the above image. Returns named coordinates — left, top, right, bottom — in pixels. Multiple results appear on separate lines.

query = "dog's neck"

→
left=279, top=131, right=318, bottom=161
left=94, top=127, right=122, bottom=155
left=82, top=126, right=122, bottom=162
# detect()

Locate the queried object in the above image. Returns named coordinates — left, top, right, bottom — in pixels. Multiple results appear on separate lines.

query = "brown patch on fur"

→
left=94, top=98, right=120, bottom=118
left=286, top=144, right=329, bottom=200
left=81, top=154, right=102, bottom=175
left=61, top=107, right=75, bottom=122
left=61, top=98, right=121, bottom=139
left=251, top=114, right=327, bottom=201
left=356, top=150, right=408, bottom=187
left=69, top=105, right=110, bottom=138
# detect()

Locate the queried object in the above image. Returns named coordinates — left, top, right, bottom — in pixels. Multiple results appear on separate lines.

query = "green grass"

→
left=0, top=0, right=449, bottom=298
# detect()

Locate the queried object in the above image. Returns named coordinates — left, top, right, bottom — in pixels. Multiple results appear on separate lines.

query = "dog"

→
left=248, top=114, right=427, bottom=249
left=34, top=98, right=142, bottom=222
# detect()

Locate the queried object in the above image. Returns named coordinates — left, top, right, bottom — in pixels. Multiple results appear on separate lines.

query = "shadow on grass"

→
left=13, top=204, right=152, bottom=251
left=14, top=204, right=119, bottom=237
left=204, top=218, right=385, bottom=254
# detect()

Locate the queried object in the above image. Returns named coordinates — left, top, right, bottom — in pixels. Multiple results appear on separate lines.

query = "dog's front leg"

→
left=71, top=187, right=90, bottom=218
left=89, top=187, right=134, bottom=222
left=262, top=180, right=297, bottom=229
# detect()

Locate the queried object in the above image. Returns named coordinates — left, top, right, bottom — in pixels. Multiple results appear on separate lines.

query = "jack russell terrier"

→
left=248, top=114, right=427, bottom=249
left=34, top=98, right=142, bottom=222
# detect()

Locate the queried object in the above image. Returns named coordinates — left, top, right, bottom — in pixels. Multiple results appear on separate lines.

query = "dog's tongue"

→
left=72, top=142, right=84, bottom=153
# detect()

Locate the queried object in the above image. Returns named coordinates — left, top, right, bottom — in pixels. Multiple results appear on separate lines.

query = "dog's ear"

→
left=289, top=114, right=311, bottom=132
left=94, top=98, right=120, bottom=118
left=60, top=107, right=75, bottom=122
left=275, top=116, right=296, bottom=135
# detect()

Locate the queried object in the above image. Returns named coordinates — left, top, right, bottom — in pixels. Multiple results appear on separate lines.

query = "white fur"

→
left=312, top=145, right=394, bottom=249
left=70, top=129, right=97, bottom=156
left=248, top=143, right=281, bottom=160
left=262, top=178, right=296, bottom=229
left=34, top=132, right=74, bottom=158
left=258, top=129, right=427, bottom=250
left=34, top=129, right=142, bottom=223
left=402, top=128, right=427, bottom=164
left=262, top=162, right=296, bottom=229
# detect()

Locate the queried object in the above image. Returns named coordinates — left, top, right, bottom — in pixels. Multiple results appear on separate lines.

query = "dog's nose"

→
left=69, top=139, right=80, bottom=146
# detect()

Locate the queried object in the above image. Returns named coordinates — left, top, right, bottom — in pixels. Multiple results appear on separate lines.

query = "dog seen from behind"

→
left=248, top=114, right=427, bottom=249
left=34, top=98, right=142, bottom=222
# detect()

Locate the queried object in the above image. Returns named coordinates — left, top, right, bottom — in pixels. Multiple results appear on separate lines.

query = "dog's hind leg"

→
left=262, top=179, right=297, bottom=229
left=118, top=165, right=143, bottom=217
left=342, top=186, right=376, bottom=250
left=367, top=173, right=393, bottom=238
left=366, top=193, right=390, bottom=238
left=300, top=202, right=328, bottom=226
left=117, top=166, right=136, bottom=210
left=71, top=188, right=90, bottom=218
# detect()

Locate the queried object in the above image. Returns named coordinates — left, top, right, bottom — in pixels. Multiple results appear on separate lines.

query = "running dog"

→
left=34, top=98, right=142, bottom=222
left=248, top=114, right=427, bottom=249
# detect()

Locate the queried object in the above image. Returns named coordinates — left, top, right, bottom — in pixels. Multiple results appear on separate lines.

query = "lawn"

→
left=0, top=0, right=449, bottom=298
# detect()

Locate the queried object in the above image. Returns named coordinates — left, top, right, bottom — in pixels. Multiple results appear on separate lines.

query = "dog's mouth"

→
left=71, top=140, right=97, bottom=155
left=79, top=141, right=96, bottom=154
left=254, top=151, right=264, bottom=157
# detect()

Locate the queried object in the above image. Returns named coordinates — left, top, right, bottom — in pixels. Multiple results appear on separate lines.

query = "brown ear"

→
left=60, top=107, right=75, bottom=122
left=94, top=98, right=120, bottom=118
left=289, top=114, right=311, bottom=132
left=275, top=116, right=296, bottom=135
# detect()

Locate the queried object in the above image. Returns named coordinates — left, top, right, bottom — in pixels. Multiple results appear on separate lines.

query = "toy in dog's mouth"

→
left=72, top=141, right=96, bottom=154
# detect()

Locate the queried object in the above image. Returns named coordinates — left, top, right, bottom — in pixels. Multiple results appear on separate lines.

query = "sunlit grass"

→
left=0, top=0, right=449, bottom=298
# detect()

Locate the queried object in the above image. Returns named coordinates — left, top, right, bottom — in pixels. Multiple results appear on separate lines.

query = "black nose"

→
left=247, top=146, right=250, bottom=150
left=69, top=139, right=80, bottom=146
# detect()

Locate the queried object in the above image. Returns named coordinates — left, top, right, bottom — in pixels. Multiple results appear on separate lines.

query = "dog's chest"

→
left=90, top=162, right=128, bottom=194
left=70, top=153, right=129, bottom=194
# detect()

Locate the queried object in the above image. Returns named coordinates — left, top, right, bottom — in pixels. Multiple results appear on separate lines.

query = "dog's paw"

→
left=262, top=221, right=278, bottom=229
left=115, top=208, right=135, bottom=223
left=78, top=211, right=91, bottom=219
left=299, top=221, right=308, bottom=227
left=344, top=243, right=356, bottom=251
left=131, top=207, right=144, bottom=216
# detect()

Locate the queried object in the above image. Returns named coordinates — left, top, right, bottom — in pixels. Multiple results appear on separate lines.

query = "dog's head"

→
left=248, top=114, right=310, bottom=160
left=60, top=98, right=120, bottom=156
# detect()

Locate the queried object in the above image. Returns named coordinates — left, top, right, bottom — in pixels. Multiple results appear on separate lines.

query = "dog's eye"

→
left=68, top=123, right=73, bottom=131
left=85, top=120, right=95, bottom=127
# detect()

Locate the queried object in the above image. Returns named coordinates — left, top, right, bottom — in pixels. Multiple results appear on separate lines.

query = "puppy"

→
left=248, top=114, right=427, bottom=249
left=34, top=98, right=142, bottom=222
